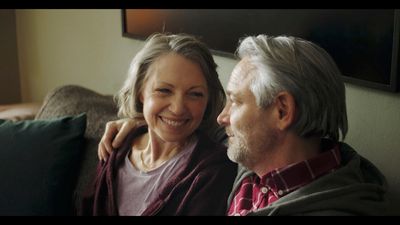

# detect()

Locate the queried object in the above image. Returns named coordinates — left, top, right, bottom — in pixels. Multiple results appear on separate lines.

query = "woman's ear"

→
left=274, top=91, right=296, bottom=131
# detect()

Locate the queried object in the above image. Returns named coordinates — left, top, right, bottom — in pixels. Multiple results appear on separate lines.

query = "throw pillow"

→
left=0, top=113, right=87, bottom=215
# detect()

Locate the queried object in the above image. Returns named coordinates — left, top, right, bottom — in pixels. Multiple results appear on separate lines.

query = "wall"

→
left=0, top=10, right=21, bottom=104
left=345, top=83, right=400, bottom=215
left=15, top=9, right=400, bottom=214
left=16, top=9, right=138, bottom=101
left=15, top=9, right=236, bottom=102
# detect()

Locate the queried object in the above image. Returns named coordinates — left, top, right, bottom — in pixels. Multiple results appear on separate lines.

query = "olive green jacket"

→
left=228, top=142, right=388, bottom=216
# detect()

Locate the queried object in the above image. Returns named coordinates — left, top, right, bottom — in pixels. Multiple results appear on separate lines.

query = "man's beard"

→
left=226, top=127, right=279, bottom=170
left=227, top=132, right=255, bottom=168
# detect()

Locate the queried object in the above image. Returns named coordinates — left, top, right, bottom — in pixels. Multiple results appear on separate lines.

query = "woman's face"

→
left=140, top=53, right=209, bottom=144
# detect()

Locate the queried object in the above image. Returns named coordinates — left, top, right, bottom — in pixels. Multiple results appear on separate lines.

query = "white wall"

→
left=15, top=9, right=400, bottom=214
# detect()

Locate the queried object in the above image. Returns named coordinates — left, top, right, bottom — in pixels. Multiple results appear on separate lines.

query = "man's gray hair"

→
left=236, top=35, right=348, bottom=141
left=117, top=33, right=226, bottom=139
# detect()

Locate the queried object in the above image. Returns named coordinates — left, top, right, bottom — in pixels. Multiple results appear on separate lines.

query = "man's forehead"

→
left=227, top=59, right=255, bottom=92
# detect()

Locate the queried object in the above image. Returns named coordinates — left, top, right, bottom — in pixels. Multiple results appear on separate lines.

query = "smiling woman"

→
left=79, top=33, right=237, bottom=216
left=139, top=53, right=208, bottom=143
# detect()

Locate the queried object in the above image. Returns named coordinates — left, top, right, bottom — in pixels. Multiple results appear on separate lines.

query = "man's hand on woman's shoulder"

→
left=98, top=118, right=145, bottom=161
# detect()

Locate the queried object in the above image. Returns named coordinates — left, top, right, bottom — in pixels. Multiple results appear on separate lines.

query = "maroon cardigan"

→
left=79, top=126, right=237, bottom=216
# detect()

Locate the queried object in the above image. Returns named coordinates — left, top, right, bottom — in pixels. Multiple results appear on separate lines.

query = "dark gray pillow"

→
left=34, top=85, right=119, bottom=214
left=0, top=114, right=86, bottom=215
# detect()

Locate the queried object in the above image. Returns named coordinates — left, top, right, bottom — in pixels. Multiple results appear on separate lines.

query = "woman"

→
left=79, top=33, right=237, bottom=216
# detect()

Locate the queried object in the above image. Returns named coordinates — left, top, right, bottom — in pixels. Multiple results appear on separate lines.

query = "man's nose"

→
left=217, top=105, right=230, bottom=126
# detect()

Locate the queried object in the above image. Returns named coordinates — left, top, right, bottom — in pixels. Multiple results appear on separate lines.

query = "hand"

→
left=98, top=118, right=145, bottom=161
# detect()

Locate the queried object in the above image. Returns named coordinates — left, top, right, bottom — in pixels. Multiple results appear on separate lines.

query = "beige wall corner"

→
left=0, top=10, right=21, bottom=104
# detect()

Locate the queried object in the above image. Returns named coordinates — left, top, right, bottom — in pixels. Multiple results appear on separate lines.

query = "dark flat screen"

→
left=123, top=9, right=399, bottom=92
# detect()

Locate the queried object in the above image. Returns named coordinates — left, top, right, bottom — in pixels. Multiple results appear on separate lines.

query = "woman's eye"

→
left=190, top=92, right=204, bottom=98
left=155, top=88, right=171, bottom=94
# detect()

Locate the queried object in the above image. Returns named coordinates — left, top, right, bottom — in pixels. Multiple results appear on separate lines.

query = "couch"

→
left=0, top=84, right=228, bottom=215
left=31, top=84, right=119, bottom=214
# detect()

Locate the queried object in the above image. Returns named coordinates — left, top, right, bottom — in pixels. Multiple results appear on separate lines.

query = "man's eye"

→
left=231, top=98, right=241, bottom=106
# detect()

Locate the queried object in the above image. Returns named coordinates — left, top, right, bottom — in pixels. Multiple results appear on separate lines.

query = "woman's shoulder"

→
left=119, top=125, right=149, bottom=148
left=130, top=130, right=149, bottom=150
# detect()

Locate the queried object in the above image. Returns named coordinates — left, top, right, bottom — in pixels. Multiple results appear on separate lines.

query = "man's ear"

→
left=139, top=92, right=144, bottom=103
left=274, top=91, right=296, bottom=131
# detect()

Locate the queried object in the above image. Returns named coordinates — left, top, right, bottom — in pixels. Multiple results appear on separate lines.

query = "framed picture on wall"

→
left=122, top=9, right=400, bottom=92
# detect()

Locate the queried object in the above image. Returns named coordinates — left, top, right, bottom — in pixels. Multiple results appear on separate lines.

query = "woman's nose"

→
left=169, top=95, right=186, bottom=116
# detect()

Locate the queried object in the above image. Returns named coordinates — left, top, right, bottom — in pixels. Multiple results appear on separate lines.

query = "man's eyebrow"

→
left=226, top=90, right=243, bottom=100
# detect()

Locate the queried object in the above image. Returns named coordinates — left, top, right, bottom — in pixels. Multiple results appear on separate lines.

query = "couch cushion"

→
left=0, top=114, right=86, bottom=215
left=35, top=85, right=119, bottom=214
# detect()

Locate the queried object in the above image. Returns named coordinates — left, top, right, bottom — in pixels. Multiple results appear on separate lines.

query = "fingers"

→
left=98, top=142, right=107, bottom=162
left=97, top=118, right=146, bottom=162
left=112, top=119, right=137, bottom=148
left=97, top=121, right=120, bottom=161
left=103, top=121, right=119, bottom=153
left=98, top=141, right=102, bottom=161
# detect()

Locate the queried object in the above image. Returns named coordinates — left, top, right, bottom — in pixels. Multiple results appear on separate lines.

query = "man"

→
left=98, top=35, right=388, bottom=215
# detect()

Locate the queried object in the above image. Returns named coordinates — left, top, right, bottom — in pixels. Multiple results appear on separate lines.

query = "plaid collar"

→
left=228, top=143, right=341, bottom=216
left=260, top=145, right=341, bottom=197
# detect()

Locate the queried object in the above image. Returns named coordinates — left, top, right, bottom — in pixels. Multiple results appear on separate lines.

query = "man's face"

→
left=217, top=58, right=279, bottom=170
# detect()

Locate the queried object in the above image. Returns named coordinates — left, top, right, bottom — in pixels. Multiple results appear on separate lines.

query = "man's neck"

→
left=253, top=134, right=321, bottom=177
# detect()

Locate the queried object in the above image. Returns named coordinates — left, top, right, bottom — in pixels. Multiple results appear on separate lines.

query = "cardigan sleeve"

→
left=178, top=162, right=237, bottom=215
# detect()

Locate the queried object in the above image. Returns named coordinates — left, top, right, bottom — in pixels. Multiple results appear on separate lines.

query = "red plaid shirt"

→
left=227, top=145, right=341, bottom=216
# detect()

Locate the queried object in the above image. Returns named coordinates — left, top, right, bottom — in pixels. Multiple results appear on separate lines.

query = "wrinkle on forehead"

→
left=227, top=58, right=257, bottom=93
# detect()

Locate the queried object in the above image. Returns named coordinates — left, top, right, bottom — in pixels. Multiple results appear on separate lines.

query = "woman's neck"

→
left=131, top=132, right=194, bottom=172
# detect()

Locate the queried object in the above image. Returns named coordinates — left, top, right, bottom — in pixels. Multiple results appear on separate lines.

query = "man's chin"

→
left=227, top=152, right=237, bottom=163
left=227, top=146, right=241, bottom=164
